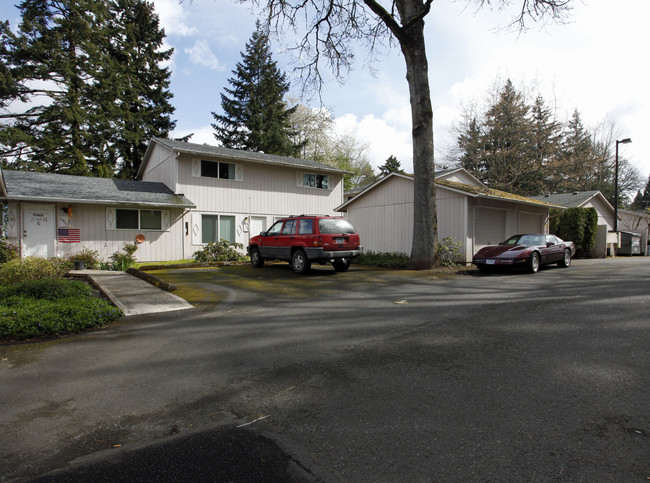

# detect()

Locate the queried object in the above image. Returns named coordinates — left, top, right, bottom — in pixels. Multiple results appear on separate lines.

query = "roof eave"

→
left=1, top=194, right=195, bottom=209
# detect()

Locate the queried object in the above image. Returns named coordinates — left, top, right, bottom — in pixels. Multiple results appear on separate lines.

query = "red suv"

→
left=248, top=215, right=362, bottom=274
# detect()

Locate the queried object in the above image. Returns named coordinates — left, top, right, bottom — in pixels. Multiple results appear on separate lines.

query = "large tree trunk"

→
left=396, top=1, right=438, bottom=269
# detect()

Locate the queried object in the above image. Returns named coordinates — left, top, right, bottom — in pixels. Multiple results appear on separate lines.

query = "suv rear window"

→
left=319, top=218, right=356, bottom=235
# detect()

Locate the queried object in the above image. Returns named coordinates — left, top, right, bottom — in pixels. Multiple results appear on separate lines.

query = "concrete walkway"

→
left=68, top=270, right=193, bottom=316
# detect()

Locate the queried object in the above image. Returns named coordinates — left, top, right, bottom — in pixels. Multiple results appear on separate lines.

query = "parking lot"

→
left=1, top=258, right=649, bottom=481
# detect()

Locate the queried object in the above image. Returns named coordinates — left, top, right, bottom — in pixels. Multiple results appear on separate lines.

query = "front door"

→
left=23, top=203, right=55, bottom=258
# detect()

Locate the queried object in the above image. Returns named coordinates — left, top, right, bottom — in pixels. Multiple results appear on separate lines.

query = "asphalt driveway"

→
left=1, top=258, right=648, bottom=481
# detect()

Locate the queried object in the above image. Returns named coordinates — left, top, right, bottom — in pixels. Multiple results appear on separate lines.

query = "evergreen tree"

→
left=481, top=79, right=534, bottom=194
left=529, top=95, right=561, bottom=194
left=457, top=116, right=484, bottom=178
left=5, top=0, right=110, bottom=175
left=378, top=155, right=404, bottom=176
left=0, top=0, right=175, bottom=177
left=212, top=22, right=303, bottom=156
left=102, top=0, right=176, bottom=179
left=554, top=109, right=594, bottom=192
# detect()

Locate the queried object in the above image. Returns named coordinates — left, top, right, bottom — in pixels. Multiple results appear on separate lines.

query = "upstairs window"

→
left=302, top=173, right=329, bottom=189
left=201, top=160, right=236, bottom=180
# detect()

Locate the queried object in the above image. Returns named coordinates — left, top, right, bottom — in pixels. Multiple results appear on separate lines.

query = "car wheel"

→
left=332, top=259, right=351, bottom=272
left=529, top=252, right=540, bottom=273
left=250, top=247, right=264, bottom=267
left=558, top=249, right=571, bottom=268
left=291, top=249, right=311, bottom=274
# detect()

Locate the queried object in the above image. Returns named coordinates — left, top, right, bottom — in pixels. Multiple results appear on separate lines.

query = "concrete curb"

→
left=126, top=268, right=177, bottom=292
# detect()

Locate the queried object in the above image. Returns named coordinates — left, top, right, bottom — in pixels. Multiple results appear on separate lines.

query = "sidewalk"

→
left=68, top=270, right=193, bottom=316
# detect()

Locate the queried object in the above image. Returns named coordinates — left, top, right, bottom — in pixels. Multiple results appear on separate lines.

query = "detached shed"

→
left=336, top=173, right=557, bottom=264
left=617, top=232, right=642, bottom=256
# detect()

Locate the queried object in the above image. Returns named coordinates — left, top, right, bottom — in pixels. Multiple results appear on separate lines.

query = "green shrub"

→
left=550, top=207, right=598, bottom=256
left=438, top=237, right=463, bottom=267
left=193, top=240, right=246, bottom=262
left=0, top=297, right=122, bottom=340
left=66, top=247, right=101, bottom=269
left=0, top=278, right=92, bottom=300
left=0, top=257, right=72, bottom=286
left=0, top=278, right=122, bottom=340
left=357, top=251, right=410, bottom=268
left=0, top=239, right=19, bottom=263
left=107, top=243, right=138, bottom=271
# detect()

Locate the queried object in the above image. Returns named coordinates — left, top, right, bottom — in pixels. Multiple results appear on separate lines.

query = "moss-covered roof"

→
left=436, top=179, right=562, bottom=208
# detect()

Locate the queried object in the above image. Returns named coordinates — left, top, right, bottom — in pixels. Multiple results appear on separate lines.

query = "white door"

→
left=475, top=208, right=506, bottom=253
left=23, top=203, right=55, bottom=258
left=250, top=216, right=267, bottom=237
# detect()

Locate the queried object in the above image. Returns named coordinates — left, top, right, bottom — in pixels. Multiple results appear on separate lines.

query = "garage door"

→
left=519, top=213, right=543, bottom=234
left=475, top=208, right=506, bottom=253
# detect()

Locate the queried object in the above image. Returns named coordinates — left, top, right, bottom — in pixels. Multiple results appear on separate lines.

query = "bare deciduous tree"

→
left=242, top=0, right=574, bottom=268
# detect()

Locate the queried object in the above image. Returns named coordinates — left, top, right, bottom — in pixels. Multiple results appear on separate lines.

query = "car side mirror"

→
left=546, top=242, right=554, bottom=247
left=260, top=231, right=267, bottom=236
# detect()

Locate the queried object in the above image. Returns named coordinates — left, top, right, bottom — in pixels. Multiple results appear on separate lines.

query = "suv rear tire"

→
left=291, top=249, right=311, bottom=274
left=332, top=259, right=351, bottom=272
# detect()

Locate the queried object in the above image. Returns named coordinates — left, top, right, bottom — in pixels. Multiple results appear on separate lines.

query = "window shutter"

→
left=191, top=211, right=202, bottom=245
left=296, top=172, right=303, bottom=188
left=235, top=163, right=244, bottom=181
left=191, top=158, right=201, bottom=178
left=161, top=210, right=171, bottom=231
left=4, top=203, right=18, bottom=237
left=106, top=207, right=116, bottom=230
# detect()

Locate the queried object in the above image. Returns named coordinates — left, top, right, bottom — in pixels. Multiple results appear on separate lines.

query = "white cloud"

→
left=184, top=40, right=224, bottom=71
left=151, top=0, right=197, bottom=37
left=335, top=113, right=413, bottom=172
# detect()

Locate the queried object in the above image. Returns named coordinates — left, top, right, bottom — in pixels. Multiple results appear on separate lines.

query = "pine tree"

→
left=481, top=79, right=534, bottom=194
left=378, top=155, right=404, bottom=176
left=0, top=0, right=175, bottom=178
left=457, top=117, right=484, bottom=178
left=555, top=109, right=594, bottom=193
left=212, top=22, right=303, bottom=156
left=5, top=0, right=110, bottom=175
left=529, top=95, right=561, bottom=194
left=102, top=0, right=176, bottom=179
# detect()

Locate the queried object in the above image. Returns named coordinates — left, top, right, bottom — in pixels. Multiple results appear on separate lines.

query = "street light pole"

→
left=614, top=138, right=632, bottom=232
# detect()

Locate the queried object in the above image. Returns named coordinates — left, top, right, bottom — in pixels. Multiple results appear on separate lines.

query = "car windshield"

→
left=319, top=218, right=356, bottom=235
left=501, top=235, right=545, bottom=246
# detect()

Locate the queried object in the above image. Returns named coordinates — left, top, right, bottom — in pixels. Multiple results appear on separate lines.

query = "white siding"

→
left=140, top=143, right=179, bottom=192
left=344, top=177, right=550, bottom=263
left=345, top=176, right=414, bottom=255
left=172, top=153, right=345, bottom=258
left=48, top=203, right=186, bottom=262
left=438, top=170, right=482, bottom=187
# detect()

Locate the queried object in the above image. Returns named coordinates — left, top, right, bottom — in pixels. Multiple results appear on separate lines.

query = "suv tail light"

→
left=312, top=236, right=323, bottom=247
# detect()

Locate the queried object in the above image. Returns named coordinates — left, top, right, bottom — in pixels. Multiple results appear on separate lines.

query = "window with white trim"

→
left=201, top=160, right=236, bottom=180
left=201, top=214, right=236, bottom=243
left=116, top=209, right=162, bottom=230
left=302, top=173, right=329, bottom=189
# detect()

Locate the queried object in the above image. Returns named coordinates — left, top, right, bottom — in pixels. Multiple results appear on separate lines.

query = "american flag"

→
left=58, top=228, right=81, bottom=243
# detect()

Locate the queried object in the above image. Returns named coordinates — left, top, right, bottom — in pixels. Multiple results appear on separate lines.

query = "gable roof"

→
left=531, top=191, right=603, bottom=208
left=343, top=167, right=480, bottom=199
left=139, top=137, right=344, bottom=179
left=0, top=169, right=195, bottom=208
left=336, top=172, right=559, bottom=211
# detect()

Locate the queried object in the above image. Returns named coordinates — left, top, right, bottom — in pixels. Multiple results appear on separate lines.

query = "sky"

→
left=1, top=0, right=648, bottom=182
